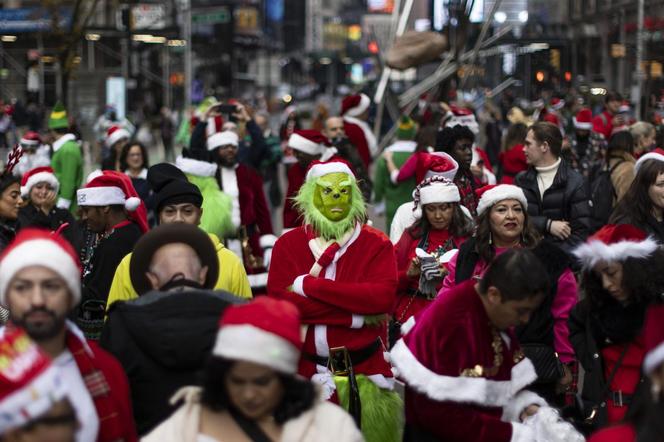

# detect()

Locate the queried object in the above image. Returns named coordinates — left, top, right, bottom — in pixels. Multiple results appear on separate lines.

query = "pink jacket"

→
left=440, top=248, right=578, bottom=363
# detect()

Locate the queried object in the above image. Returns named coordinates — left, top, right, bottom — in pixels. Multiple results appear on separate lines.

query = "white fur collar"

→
left=52, top=133, right=77, bottom=152
left=386, top=140, right=417, bottom=153
left=125, top=168, right=147, bottom=180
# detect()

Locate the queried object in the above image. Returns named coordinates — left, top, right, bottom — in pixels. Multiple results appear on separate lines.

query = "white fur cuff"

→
left=351, top=315, right=364, bottom=329
left=510, top=423, right=535, bottom=442
left=502, top=390, right=547, bottom=423
left=293, top=275, right=307, bottom=297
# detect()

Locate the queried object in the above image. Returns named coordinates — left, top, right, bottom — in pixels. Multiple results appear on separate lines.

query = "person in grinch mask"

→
left=267, top=160, right=402, bottom=442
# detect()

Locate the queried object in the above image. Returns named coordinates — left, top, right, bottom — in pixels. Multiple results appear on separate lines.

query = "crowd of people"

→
left=0, top=88, right=662, bottom=442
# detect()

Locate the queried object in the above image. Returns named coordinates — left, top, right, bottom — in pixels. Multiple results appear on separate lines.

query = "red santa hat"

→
left=635, top=148, right=664, bottom=174
left=205, top=115, right=225, bottom=138
left=0, top=328, right=67, bottom=433
left=306, top=159, right=355, bottom=181
left=341, top=93, right=371, bottom=117
left=643, top=304, right=664, bottom=374
left=212, top=297, right=302, bottom=374
left=550, top=97, right=565, bottom=110
left=412, top=176, right=460, bottom=219
left=542, top=112, right=560, bottom=127
left=106, top=125, right=130, bottom=147
left=475, top=184, right=528, bottom=216
left=418, top=152, right=459, bottom=183
left=619, top=101, right=631, bottom=113
left=19, top=131, right=41, bottom=147
left=573, top=224, right=658, bottom=268
left=77, top=171, right=149, bottom=233
left=0, top=228, right=81, bottom=305
left=288, top=130, right=331, bottom=156
left=445, top=105, right=479, bottom=136
left=573, top=108, right=593, bottom=130
left=207, top=130, right=239, bottom=151
left=20, top=166, right=59, bottom=198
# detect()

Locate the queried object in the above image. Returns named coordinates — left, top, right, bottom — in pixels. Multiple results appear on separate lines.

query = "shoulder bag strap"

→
left=601, top=343, right=630, bottom=400
left=229, top=408, right=273, bottom=442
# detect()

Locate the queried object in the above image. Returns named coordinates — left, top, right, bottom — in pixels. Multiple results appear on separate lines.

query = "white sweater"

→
left=535, top=158, right=561, bottom=198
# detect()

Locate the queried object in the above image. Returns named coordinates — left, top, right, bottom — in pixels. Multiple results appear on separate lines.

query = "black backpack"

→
left=588, top=159, right=623, bottom=232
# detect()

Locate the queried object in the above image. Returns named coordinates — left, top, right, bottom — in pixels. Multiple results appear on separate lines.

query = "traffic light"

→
left=536, top=71, right=545, bottom=82
left=564, top=71, right=572, bottom=82
left=368, top=40, right=379, bottom=54
left=550, top=49, right=560, bottom=71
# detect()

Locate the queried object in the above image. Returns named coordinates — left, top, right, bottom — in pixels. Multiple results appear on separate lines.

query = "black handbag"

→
left=521, top=343, right=565, bottom=384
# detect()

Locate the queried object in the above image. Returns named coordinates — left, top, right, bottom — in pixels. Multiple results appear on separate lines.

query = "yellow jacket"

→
left=106, top=232, right=251, bottom=311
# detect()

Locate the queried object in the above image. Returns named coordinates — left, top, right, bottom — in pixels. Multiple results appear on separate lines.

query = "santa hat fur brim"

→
left=212, top=324, right=299, bottom=374
left=0, top=239, right=81, bottom=305
left=476, top=186, right=528, bottom=216
left=635, top=152, right=664, bottom=174
left=21, top=172, right=59, bottom=198
left=288, top=133, right=325, bottom=155
left=419, top=183, right=460, bottom=205
left=572, top=117, right=592, bottom=130
left=106, top=128, right=130, bottom=147
left=573, top=237, right=659, bottom=268
left=76, top=186, right=140, bottom=211
left=344, top=94, right=370, bottom=117
left=306, top=162, right=355, bottom=180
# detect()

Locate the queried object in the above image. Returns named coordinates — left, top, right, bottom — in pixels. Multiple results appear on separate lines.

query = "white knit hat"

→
left=476, top=184, right=528, bottom=216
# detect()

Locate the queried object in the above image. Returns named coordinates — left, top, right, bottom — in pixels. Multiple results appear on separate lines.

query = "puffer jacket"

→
left=515, top=160, right=591, bottom=254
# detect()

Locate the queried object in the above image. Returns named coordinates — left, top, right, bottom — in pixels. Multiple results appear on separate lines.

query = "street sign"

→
left=131, top=4, right=167, bottom=30
left=192, top=8, right=231, bottom=25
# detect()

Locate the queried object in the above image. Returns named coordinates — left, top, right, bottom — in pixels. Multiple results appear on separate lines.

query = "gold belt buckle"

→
left=328, top=346, right=351, bottom=376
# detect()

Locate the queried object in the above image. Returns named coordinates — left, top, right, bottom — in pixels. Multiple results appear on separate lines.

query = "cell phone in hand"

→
left=217, top=104, right=238, bottom=114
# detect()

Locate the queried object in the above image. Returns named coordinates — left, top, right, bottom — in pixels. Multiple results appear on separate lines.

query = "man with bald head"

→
left=145, top=242, right=208, bottom=292
left=323, top=116, right=372, bottom=201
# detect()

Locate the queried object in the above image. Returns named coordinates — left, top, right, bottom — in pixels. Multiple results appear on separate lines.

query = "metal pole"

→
left=635, top=0, right=645, bottom=120
left=37, top=34, right=44, bottom=105
left=183, top=0, right=192, bottom=108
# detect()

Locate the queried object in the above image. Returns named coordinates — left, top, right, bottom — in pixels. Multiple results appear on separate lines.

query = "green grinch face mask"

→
left=313, top=172, right=352, bottom=221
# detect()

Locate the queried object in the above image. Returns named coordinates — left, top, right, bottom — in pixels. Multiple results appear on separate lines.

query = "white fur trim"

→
left=573, top=236, right=658, bottom=268
left=419, top=182, right=461, bottom=205
left=385, top=140, right=417, bottom=153
left=572, top=117, right=592, bottom=130
left=389, top=338, right=538, bottom=406
left=293, top=275, right=307, bottom=297
left=247, top=272, right=269, bottom=288
left=0, top=239, right=81, bottom=305
left=52, top=134, right=76, bottom=153
left=401, top=316, right=416, bottom=335
left=389, top=169, right=400, bottom=185
left=306, top=162, right=355, bottom=180
left=344, top=115, right=378, bottom=157
left=350, top=314, right=364, bottom=329
left=213, top=324, right=300, bottom=374
left=207, top=131, right=239, bottom=151
left=510, top=423, right=535, bottom=442
left=344, top=94, right=370, bottom=117
left=175, top=156, right=217, bottom=177
left=77, top=186, right=126, bottom=207
left=320, top=147, right=337, bottom=162
left=259, top=234, right=278, bottom=250
left=0, top=364, right=67, bottom=433
left=85, top=169, right=103, bottom=184
left=502, top=390, right=548, bottom=422
left=288, top=133, right=326, bottom=155
left=551, top=101, right=565, bottom=111
left=21, top=171, right=59, bottom=197
left=124, top=196, right=141, bottom=212
left=635, top=151, right=664, bottom=174
left=644, top=342, right=664, bottom=373
left=56, top=197, right=71, bottom=209
left=476, top=185, right=528, bottom=216
left=106, top=128, right=130, bottom=147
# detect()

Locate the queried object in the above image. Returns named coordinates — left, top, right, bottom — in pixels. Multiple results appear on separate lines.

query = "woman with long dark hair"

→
left=144, top=297, right=362, bottom=442
left=610, top=153, right=664, bottom=242
left=393, top=177, right=473, bottom=329
left=441, top=184, right=579, bottom=404
left=569, top=224, right=664, bottom=435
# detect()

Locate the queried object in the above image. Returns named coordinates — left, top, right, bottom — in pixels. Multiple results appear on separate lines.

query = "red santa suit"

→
left=268, top=222, right=397, bottom=392
left=390, top=280, right=547, bottom=441
left=342, top=94, right=377, bottom=168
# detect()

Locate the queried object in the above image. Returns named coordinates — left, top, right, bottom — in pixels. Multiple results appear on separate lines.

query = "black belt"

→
left=609, top=390, right=633, bottom=407
left=302, top=338, right=382, bottom=371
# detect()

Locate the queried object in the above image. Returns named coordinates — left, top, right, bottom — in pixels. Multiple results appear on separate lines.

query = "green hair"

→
left=185, top=173, right=235, bottom=238
left=293, top=175, right=366, bottom=241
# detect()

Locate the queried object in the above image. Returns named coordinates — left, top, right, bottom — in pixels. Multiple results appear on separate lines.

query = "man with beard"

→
left=207, top=130, right=276, bottom=293
left=0, top=228, right=137, bottom=442
left=323, top=116, right=372, bottom=201
left=267, top=160, right=402, bottom=442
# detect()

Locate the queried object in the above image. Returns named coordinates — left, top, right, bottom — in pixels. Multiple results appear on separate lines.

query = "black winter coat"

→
left=17, top=204, right=82, bottom=252
left=100, top=289, right=243, bottom=435
left=515, top=160, right=591, bottom=254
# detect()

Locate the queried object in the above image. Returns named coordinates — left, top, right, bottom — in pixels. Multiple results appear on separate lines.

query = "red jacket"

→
left=267, top=223, right=397, bottom=381
left=283, top=163, right=306, bottom=229
left=588, top=423, right=636, bottom=442
left=592, top=110, right=615, bottom=140
left=343, top=119, right=374, bottom=168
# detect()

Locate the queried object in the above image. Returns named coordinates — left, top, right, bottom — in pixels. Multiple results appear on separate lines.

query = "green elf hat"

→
left=195, top=96, right=220, bottom=119
left=396, top=115, right=416, bottom=140
left=48, top=102, right=69, bottom=130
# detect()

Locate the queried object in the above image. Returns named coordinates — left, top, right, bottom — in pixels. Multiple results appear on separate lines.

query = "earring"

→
left=489, top=232, right=493, bottom=245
